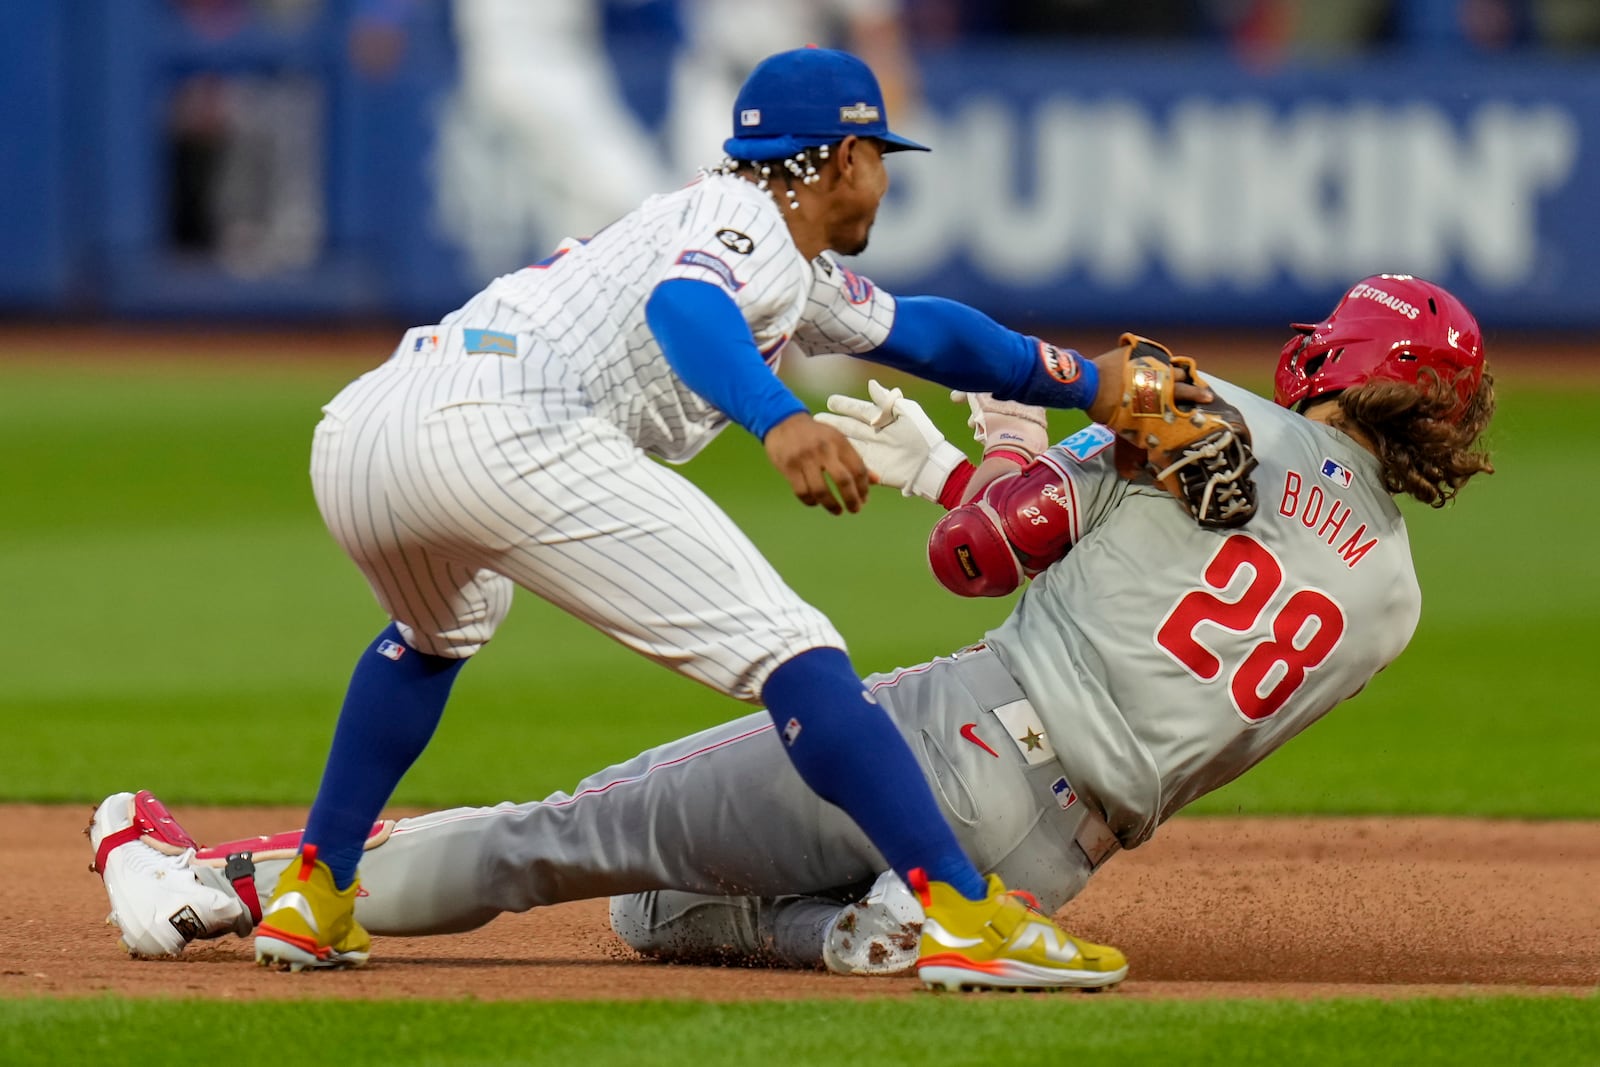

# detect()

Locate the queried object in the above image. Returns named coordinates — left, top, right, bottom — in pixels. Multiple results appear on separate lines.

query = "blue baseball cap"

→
left=723, top=47, right=930, bottom=161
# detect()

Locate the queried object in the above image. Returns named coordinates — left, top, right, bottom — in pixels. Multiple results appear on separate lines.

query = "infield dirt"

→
left=3, top=329, right=1594, bottom=1002
left=5, top=806, right=1594, bottom=1001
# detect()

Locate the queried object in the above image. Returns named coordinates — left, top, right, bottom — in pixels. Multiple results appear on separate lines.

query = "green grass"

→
left=1, top=347, right=1593, bottom=1060
left=0, top=352, right=1594, bottom=815
left=2, top=995, right=1597, bottom=1067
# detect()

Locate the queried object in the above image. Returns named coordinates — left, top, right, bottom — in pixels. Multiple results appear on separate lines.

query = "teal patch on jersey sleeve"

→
left=462, top=329, right=518, bottom=356
left=1058, top=423, right=1115, bottom=462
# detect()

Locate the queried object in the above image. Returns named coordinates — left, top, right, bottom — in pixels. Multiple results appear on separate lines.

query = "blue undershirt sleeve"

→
left=867, top=295, right=1099, bottom=410
left=645, top=278, right=807, bottom=441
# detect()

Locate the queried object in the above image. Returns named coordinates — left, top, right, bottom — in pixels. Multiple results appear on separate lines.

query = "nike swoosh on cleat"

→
left=958, top=723, right=1000, bottom=758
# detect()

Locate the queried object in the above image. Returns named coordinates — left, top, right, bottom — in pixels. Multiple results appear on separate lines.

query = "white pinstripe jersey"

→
left=985, top=379, right=1423, bottom=849
left=433, top=172, right=898, bottom=463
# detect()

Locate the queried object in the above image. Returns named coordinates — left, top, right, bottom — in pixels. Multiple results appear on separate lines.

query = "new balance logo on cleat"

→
left=1010, top=921, right=1090, bottom=963
left=921, top=920, right=983, bottom=950
left=264, top=892, right=320, bottom=934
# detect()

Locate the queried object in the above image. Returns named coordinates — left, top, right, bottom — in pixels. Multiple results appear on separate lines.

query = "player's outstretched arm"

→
left=646, top=279, right=868, bottom=514
left=646, top=279, right=807, bottom=440
left=862, top=296, right=1102, bottom=412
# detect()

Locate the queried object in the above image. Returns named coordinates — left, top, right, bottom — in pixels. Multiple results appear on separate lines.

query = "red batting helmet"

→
left=1273, top=274, right=1485, bottom=421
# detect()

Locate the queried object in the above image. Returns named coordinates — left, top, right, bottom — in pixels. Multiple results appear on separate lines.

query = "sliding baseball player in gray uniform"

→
left=90, top=275, right=1494, bottom=977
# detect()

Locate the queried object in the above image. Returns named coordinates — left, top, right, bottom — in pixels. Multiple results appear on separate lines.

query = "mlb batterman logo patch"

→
left=1320, top=457, right=1354, bottom=488
left=740, top=108, right=761, bottom=127
left=376, top=640, right=406, bottom=661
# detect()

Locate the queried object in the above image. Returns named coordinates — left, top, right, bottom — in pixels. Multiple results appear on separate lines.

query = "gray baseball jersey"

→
left=987, top=378, right=1420, bottom=848
left=311, top=172, right=898, bottom=699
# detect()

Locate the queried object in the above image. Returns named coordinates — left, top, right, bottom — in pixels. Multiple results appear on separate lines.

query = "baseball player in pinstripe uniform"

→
left=91, top=276, right=1493, bottom=983
left=243, top=46, right=1146, bottom=989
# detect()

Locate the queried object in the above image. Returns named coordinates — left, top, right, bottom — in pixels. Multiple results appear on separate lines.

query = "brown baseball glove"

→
left=1099, top=333, right=1259, bottom=529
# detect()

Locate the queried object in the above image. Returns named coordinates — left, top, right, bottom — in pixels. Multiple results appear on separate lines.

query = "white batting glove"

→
left=815, top=380, right=969, bottom=503
left=952, top=391, right=1051, bottom=459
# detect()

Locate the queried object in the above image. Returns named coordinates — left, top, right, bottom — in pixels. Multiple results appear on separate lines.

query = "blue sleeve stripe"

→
left=870, top=295, right=1098, bottom=410
left=645, top=279, right=806, bottom=440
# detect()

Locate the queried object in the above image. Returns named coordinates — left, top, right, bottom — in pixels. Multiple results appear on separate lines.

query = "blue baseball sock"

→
left=303, top=623, right=466, bottom=890
left=762, top=647, right=988, bottom=901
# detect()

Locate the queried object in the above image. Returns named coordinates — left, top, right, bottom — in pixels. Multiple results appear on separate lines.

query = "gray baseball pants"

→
left=240, top=648, right=1118, bottom=966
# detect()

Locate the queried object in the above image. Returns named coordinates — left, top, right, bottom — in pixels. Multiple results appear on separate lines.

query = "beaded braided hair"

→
left=714, top=143, right=834, bottom=211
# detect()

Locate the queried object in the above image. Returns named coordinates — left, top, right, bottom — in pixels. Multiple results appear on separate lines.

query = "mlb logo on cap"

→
left=724, top=47, right=930, bottom=161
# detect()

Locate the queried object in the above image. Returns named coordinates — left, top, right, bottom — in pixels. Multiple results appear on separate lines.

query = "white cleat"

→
left=821, top=870, right=925, bottom=977
left=87, top=791, right=248, bottom=958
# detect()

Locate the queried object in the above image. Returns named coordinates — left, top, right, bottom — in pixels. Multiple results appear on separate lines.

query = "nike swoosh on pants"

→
left=959, top=722, right=1000, bottom=758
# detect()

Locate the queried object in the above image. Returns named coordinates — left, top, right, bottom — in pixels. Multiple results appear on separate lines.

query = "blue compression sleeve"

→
left=762, top=647, right=988, bottom=901
left=646, top=279, right=808, bottom=440
left=869, top=295, right=1100, bottom=410
left=303, top=624, right=466, bottom=889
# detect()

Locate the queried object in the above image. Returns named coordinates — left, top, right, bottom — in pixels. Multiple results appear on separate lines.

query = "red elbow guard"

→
left=928, top=500, right=1025, bottom=597
left=927, top=456, right=1081, bottom=597
left=979, top=455, right=1080, bottom=566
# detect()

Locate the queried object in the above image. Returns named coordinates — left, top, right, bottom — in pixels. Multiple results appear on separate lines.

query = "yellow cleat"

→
left=910, top=869, right=1127, bottom=992
left=253, top=845, right=370, bottom=972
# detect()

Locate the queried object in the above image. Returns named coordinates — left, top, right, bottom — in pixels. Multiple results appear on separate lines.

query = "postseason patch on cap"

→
left=839, top=102, right=880, bottom=125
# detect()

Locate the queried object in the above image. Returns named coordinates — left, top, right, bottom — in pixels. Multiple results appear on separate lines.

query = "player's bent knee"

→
left=394, top=621, right=490, bottom=661
left=608, top=892, right=766, bottom=964
left=608, top=893, right=662, bottom=955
